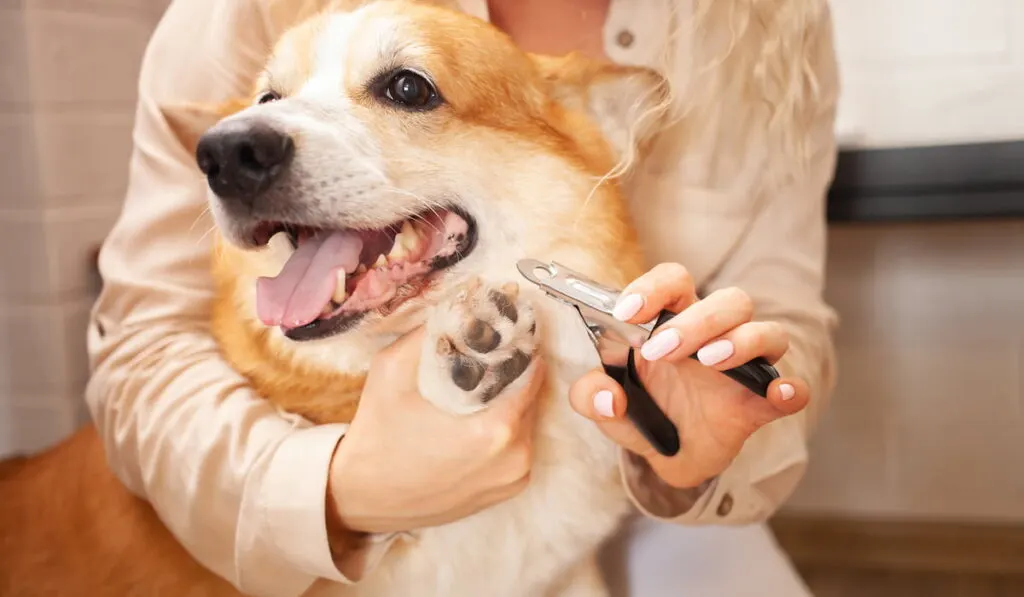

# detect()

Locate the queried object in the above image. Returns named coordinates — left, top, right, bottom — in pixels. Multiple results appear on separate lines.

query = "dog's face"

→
left=180, top=0, right=666, bottom=350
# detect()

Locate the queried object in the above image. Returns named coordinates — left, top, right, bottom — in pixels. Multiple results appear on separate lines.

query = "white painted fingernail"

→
left=612, top=293, right=644, bottom=321
left=640, top=328, right=680, bottom=361
left=697, top=339, right=734, bottom=366
left=594, top=390, right=615, bottom=417
left=780, top=383, right=795, bottom=401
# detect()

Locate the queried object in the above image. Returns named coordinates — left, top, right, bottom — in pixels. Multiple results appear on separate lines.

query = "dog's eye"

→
left=257, top=91, right=281, bottom=105
left=383, top=70, right=439, bottom=110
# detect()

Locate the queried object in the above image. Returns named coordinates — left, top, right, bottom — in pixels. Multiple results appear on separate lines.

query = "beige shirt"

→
left=85, top=0, right=840, bottom=595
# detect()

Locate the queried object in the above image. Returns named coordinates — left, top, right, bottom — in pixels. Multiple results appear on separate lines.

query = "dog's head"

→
left=169, top=0, right=667, bottom=354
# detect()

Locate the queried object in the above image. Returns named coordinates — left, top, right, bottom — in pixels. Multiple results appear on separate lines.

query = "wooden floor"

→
left=771, top=515, right=1024, bottom=596
left=797, top=565, right=1024, bottom=597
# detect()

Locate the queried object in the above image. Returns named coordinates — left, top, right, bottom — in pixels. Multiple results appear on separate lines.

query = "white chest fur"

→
left=308, top=291, right=631, bottom=597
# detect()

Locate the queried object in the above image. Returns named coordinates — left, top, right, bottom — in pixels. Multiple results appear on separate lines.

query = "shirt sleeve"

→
left=622, top=7, right=841, bottom=525
left=85, top=0, right=373, bottom=593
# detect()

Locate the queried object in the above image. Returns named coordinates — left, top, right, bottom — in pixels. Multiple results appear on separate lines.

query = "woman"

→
left=86, top=0, right=838, bottom=594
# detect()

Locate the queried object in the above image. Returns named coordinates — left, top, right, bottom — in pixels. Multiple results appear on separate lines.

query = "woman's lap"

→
left=599, top=516, right=812, bottom=597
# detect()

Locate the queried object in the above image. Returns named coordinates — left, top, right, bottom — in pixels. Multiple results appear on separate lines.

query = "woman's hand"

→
left=568, top=263, right=810, bottom=489
left=327, top=326, right=545, bottom=536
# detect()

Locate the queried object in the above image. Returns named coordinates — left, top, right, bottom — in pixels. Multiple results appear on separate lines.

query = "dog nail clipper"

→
left=516, top=259, right=780, bottom=458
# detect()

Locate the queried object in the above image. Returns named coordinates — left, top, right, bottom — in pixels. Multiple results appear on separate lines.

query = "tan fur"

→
left=0, top=428, right=240, bottom=596
left=207, top=2, right=651, bottom=423
left=211, top=237, right=369, bottom=423
left=0, top=3, right=663, bottom=596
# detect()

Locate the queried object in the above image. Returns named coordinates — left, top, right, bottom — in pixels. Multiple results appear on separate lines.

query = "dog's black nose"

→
left=196, top=119, right=294, bottom=204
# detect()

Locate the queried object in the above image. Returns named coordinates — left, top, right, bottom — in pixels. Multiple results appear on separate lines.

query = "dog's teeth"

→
left=400, top=220, right=415, bottom=241
left=268, top=231, right=293, bottom=251
left=373, top=254, right=388, bottom=269
left=404, top=221, right=422, bottom=250
left=389, top=221, right=420, bottom=261
left=356, top=264, right=367, bottom=274
left=265, top=231, right=296, bottom=271
left=321, top=302, right=334, bottom=317
left=332, top=270, right=347, bottom=304
left=387, top=238, right=409, bottom=261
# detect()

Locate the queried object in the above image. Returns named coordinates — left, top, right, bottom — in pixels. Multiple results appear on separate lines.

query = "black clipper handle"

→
left=603, top=351, right=681, bottom=457
left=602, top=310, right=781, bottom=458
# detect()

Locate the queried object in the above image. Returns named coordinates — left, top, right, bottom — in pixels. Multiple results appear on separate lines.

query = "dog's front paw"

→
left=419, top=277, right=538, bottom=414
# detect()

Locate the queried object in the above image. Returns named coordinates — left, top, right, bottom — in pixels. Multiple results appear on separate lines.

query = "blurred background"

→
left=774, top=1, right=1024, bottom=594
left=0, top=0, right=1022, bottom=595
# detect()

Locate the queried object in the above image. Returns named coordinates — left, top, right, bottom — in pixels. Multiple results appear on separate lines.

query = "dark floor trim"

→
left=770, top=514, right=1024, bottom=575
left=826, top=140, right=1024, bottom=222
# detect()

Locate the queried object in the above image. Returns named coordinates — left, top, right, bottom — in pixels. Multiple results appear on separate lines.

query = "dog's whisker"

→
left=188, top=206, right=212, bottom=235
left=195, top=224, right=219, bottom=247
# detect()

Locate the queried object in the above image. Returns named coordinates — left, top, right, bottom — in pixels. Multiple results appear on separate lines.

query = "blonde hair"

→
left=641, top=0, right=835, bottom=175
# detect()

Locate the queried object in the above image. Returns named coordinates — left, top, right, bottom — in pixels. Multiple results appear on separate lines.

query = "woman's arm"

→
left=88, top=3, right=545, bottom=591
left=616, top=6, right=841, bottom=525
left=620, top=130, right=840, bottom=525
left=86, top=1, right=356, bottom=593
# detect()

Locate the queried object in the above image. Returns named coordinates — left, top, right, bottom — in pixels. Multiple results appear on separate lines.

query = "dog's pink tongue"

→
left=256, top=231, right=363, bottom=329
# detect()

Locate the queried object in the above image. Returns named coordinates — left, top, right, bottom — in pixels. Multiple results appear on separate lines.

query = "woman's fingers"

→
left=569, top=369, right=812, bottom=465
left=637, top=286, right=756, bottom=363
left=612, top=263, right=698, bottom=323
left=694, top=321, right=790, bottom=369
left=578, top=262, right=813, bottom=480
left=767, top=377, right=810, bottom=417
left=568, top=369, right=626, bottom=419
left=567, top=369, right=659, bottom=457
left=739, top=376, right=812, bottom=431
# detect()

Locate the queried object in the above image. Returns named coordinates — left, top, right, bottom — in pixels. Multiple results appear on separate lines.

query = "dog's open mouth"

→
left=251, top=208, right=476, bottom=341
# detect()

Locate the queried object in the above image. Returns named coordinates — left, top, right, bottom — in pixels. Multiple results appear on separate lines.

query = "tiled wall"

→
left=0, top=0, right=167, bottom=456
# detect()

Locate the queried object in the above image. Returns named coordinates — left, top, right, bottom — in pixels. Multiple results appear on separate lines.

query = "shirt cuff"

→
left=621, top=413, right=809, bottom=526
left=619, top=448, right=719, bottom=521
left=235, top=424, right=355, bottom=595
left=264, top=424, right=351, bottom=577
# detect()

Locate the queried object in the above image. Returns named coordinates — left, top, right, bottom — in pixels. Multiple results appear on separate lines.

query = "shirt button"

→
left=716, top=493, right=734, bottom=516
left=616, top=29, right=635, bottom=48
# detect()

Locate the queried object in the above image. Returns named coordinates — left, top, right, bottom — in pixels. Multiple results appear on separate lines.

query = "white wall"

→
left=832, top=0, right=1024, bottom=148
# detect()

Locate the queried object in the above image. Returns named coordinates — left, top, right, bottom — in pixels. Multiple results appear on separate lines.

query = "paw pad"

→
left=422, top=279, right=538, bottom=409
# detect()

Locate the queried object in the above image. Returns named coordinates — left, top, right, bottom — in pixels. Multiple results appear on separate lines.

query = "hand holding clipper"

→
left=516, top=259, right=783, bottom=458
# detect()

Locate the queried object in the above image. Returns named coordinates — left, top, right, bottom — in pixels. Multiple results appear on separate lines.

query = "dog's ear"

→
left=161, top=98, right=250, bottom=155
left=534, top=54, right=670, bottom=162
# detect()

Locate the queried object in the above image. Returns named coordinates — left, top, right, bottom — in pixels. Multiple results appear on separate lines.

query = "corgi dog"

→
left=0, top=1, right=669, bottom=595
